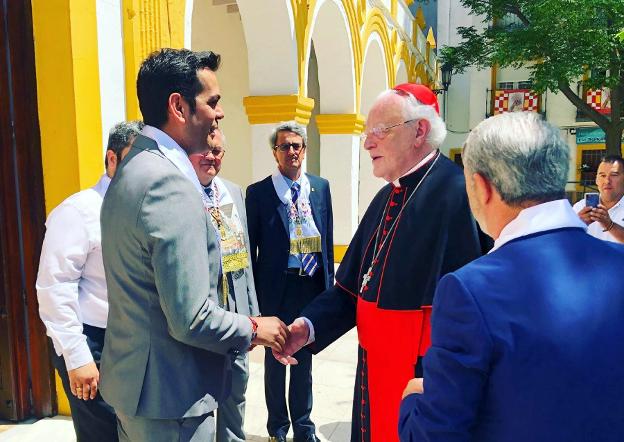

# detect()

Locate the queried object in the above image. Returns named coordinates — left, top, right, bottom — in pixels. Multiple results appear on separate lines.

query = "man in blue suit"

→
left=246, top=121, right=334, bottom=442
left=399, top=111, right=624, bottom=442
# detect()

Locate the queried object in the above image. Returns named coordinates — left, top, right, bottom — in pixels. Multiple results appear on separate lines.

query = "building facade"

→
left=437, top=0, right=622, bottom=198
left=1, top=0, right=439, bottom=420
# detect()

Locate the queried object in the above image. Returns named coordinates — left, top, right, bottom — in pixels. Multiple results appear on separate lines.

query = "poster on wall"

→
left=586, top=89, right=611, bottom=114
left=493, top=89, right=539, bottom=114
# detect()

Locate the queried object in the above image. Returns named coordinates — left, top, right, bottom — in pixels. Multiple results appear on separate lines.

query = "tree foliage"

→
left=432, top=0, right=624, bottom=154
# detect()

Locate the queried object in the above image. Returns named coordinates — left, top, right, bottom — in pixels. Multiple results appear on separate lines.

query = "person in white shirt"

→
left=573, top=155, right=624, bottom=243
left=36, top=120, right=143, bottom=442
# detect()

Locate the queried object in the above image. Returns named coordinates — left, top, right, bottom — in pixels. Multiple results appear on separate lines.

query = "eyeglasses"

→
left=192, top=148, right=226, bottom=160
left=360, top=119, right=417, bottom=141
left=274, top=142, right=305, bottom=153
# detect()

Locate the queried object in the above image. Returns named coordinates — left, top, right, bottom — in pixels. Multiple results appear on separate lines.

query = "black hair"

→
left=136, top=48, right=221, bottom=128
left=600, top=155, right=624, bottom=170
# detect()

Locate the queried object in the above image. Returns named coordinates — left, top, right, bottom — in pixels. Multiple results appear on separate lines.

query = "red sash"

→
left=356, top=297, right=432, bottom=441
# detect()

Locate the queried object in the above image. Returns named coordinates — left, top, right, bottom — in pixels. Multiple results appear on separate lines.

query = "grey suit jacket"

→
left=100, top=134, right=253, bottom=419
left=220, top=179, right=260, bottom=317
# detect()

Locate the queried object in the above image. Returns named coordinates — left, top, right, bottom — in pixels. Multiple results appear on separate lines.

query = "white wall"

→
left=191, top=4, right=253, bottom=187
left=96, top=0, right=126, bottom=159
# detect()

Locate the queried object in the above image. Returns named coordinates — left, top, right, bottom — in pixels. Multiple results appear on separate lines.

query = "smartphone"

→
left=585, top=192, right=599, bottom=208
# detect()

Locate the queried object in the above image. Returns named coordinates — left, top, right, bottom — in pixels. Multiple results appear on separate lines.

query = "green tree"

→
left=436, top=0, right=624, bottom=155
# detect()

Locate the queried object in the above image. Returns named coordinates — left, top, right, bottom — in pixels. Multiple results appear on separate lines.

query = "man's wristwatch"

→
left=248, top=316, right=258, bottom=342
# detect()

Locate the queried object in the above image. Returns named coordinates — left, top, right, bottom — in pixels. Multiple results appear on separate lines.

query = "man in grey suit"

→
left=100, top=48, right=288, bottom=441
left=188, top=127, right=259, bottom=441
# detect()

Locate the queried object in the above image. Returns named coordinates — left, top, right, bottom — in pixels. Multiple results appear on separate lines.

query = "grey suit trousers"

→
left=216, top=353, right=249, bottom=442
left=117, top=411, right=215, bottom=442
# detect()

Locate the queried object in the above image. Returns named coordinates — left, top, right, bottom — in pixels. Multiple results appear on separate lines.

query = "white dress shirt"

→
left=491, top=199, right=587, bottom=253
left=572, top=194, right=624, bottom=243
left=141, top=125, right=205, bottom=198
left=36, top=174, right=111, bottom=370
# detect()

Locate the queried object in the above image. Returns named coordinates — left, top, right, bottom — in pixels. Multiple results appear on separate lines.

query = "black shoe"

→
left=294, top=435, right=320, bottom=442
left=268, top=435, right=287, bottom=442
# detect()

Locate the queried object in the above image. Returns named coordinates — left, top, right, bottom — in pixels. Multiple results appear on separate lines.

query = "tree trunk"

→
left=605, top=125, right=623, bottom=156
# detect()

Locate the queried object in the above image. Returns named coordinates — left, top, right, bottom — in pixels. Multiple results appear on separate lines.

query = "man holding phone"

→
left=573, top=155, right=624, bottom=243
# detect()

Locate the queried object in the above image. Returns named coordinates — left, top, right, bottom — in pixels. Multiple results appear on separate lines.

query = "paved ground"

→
left=0, top=329, right=358, bottom=442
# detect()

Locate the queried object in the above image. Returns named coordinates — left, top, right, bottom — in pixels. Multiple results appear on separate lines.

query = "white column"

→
left=320, top=134, right=360, bottom=245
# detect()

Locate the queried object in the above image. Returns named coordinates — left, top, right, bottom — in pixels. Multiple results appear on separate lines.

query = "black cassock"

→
left=302, top=152, right=481, bottom=441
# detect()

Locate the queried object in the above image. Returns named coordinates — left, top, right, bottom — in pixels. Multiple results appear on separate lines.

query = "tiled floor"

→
left=0, top=329, right=358, bottom=442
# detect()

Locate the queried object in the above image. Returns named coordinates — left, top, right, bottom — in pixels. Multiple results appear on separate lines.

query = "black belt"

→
left=285, top=268, right=307, bottom=276
left=285, top=267, right=323, bottom=277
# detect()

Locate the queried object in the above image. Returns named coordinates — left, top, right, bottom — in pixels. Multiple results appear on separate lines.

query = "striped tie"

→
left=291, top=182, right=319, bottom=276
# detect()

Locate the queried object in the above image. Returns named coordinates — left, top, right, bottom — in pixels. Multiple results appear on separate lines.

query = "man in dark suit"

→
left=399, top=112, right=624, bottom=441
left=246, top=121, right=334, bottom=442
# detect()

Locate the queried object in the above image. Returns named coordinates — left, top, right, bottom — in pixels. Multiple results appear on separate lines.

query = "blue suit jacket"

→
left=399, top=227, right=624, bottom=442
left=245, top=174, right=334, bottom=316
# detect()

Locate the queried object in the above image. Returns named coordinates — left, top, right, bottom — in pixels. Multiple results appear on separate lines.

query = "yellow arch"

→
left=413, top=63, right=427, bottom=84
left=394, top=40, right=413, bottom=83
left=300, top=0, right=363, bottom=108
left=361, top=8, right=395, bottom=90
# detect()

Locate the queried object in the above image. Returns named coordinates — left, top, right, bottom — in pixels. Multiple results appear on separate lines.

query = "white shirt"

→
left=36, top=174, right=111, bottom=370
left=142, top=125, right=205, bottom=198
left=572, top=194, right=624, bottom=243
left=491, top=199, right=587, bottom=253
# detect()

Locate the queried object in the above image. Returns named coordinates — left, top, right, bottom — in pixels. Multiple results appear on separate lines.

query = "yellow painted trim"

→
left=575, top=143, right=607, bottom=192
left=357, top=0, right=367, bottom=26
left=334, top=245, right=349, bottom=263
left=122, top=0, right=186, bottom=120
left=426, top=27, right=436, bottom=48
left=394, top=41, right=414, bottom=83
left=55, top=372, right=71, bottom=416
left=415, top=6, right=426, bottom=30
left=391, top=0, right=397, bottom=20
left=449, top=148, right=462, bottom=163
left=32, top=0, right=103, bottom=214
left=301, top=0, right=363, bottom=110
left=315, top=114, right=366, bottom=134
left=361, top=8, right=395, bottom=90
left=243, top=95, right=315, bottom=125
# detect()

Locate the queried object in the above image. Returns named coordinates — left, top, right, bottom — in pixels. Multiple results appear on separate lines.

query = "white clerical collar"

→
left=490, top=199, right=587, bottom=253
left=391, top=149, right=438, bottom=187
left=141, top=125, right=204, bottom=197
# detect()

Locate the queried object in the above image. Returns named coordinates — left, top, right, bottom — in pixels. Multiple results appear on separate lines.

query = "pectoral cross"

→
left=360, top=266, right=373, bottom=294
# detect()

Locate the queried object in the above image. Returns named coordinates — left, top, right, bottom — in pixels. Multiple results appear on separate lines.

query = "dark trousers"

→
left=265, top=272, right=323, bottom=439
left=51, top=324, right=118, bottom=442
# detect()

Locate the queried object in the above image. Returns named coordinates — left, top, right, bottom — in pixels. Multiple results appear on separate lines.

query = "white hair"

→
left=376, top=90, right=447, bottom=148
left=462, top=112, right=570, bottom=205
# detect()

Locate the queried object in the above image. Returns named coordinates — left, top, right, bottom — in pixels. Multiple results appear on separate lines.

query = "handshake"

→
left=249, top=317, right=312, bottom=365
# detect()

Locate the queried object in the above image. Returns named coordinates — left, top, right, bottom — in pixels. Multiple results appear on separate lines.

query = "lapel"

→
left=270, top=180, right=290, bottom=237
left=307, top=174, right=324, bottom=236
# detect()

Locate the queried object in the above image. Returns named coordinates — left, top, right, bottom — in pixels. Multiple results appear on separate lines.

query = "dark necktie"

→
left=291, top=182, right=319, bottom=276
